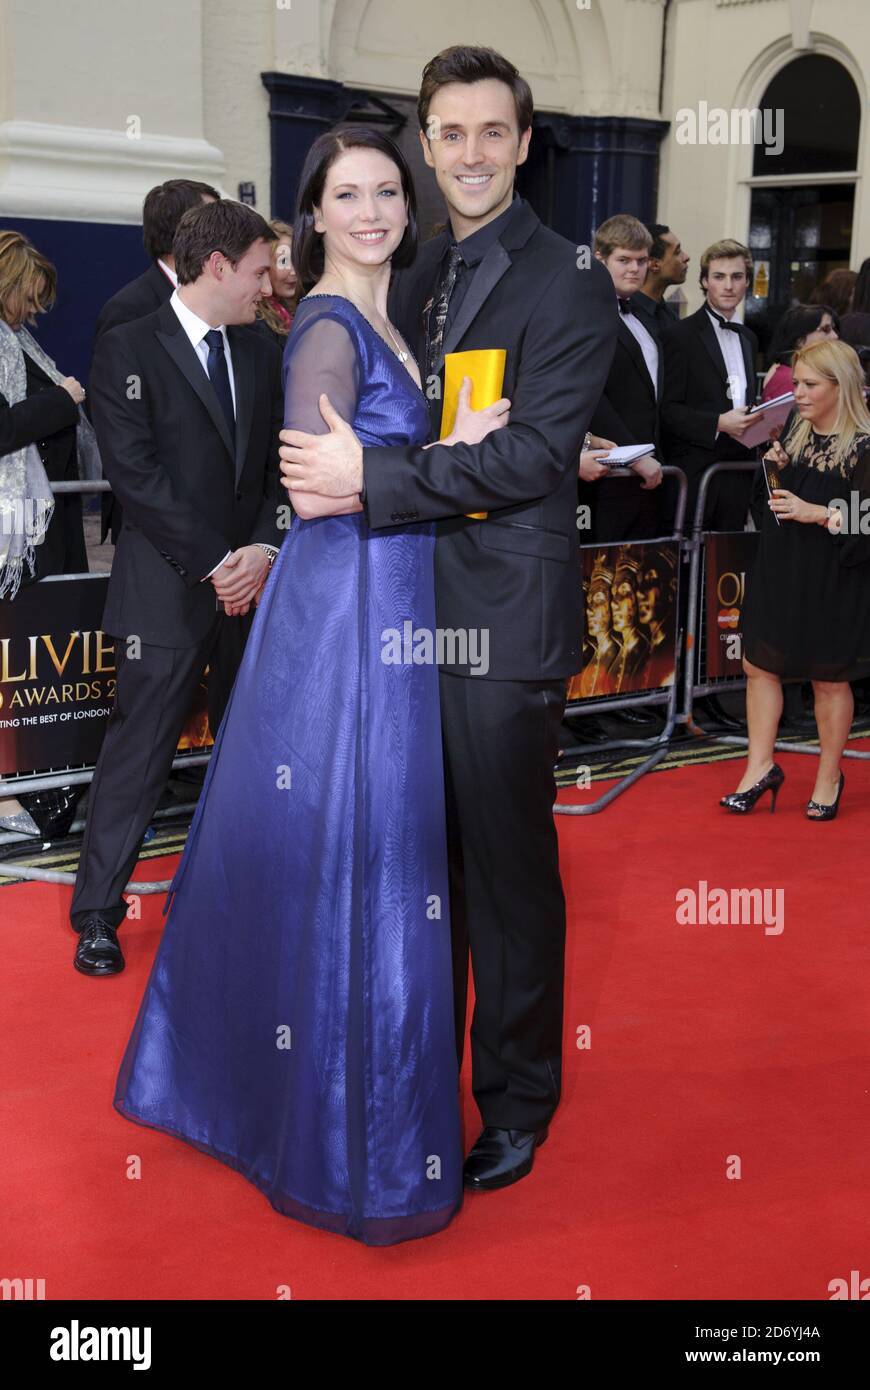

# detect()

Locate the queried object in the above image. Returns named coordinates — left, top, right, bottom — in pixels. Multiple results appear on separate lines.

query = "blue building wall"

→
left=0, top=217, right=147, bottom=384
left=262, top=73, right=668, bottom=248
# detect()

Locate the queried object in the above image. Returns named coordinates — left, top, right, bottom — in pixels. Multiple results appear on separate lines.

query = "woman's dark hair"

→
left=143, top=179, right=220, bottom=261
left=418, top=46, right=533, bottom=135
left=855, top=344, right=870, bottom=390
left=173, top=199, right=276, bottom=285
left=808, top=267, right=855, bottom=316
left=291, top=127, right=417, bottom=292
left=767, top=303, right=840, bottom=365
left=851, top=257, right=870, bottom=316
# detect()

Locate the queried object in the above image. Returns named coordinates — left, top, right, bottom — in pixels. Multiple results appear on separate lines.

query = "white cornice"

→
left=0, top=121, right=226, bottom=224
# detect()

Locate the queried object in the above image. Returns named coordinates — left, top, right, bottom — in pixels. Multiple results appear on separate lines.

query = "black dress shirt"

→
left=441, top=193, right=524, bottom=338
left=361, top=194, right=524, bottom=504
left=630, top=289, right=680, bottom=339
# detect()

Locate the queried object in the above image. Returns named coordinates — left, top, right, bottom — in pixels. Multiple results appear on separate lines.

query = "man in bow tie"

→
left=581, top=213, right=665, bottom=543
left=660, top=238, right=759, bottom=531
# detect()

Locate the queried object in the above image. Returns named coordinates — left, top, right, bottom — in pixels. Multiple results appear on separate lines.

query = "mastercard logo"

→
left=718, top=608, right=740, bottom=629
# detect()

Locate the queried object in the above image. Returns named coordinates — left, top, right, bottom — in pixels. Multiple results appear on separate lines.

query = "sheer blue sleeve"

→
left=282, top=313, right=361, bottom=435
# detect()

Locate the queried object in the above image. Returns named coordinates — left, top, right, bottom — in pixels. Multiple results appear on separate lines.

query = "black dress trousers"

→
left=439, top=670, right=568, bottom=1132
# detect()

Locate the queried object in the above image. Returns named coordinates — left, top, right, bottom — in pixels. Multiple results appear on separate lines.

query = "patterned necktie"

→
left=426, top=243, right=463, bottom=383
left=204, top=328, right=235, bottom=440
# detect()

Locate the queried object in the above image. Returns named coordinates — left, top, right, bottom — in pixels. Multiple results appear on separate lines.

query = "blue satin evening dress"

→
left=114, top=295, right=463, bottom=1245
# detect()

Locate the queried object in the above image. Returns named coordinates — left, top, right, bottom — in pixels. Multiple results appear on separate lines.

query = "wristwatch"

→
left=255, top=543, right=279, bottom=566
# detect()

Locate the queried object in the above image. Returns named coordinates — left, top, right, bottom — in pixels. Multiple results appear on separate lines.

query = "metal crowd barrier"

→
left=7, top=459, right=867, bottom=891
left=681, top=459, right=870, bottom=764
left=0, top=479, right=209, bottom=893
left=680, top=459, right=756, bottom=729
left=555, top=465, right=688, bottom=815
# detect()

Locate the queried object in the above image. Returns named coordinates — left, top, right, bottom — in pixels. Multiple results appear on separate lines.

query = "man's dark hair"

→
left=173, top=199, right=276, bottom=285
left=291, top=126, right=417, bottom=292
left=418, top=46, right=533, bottom=136
left=646, top=224, right=672, bottom=262
left=142, top=179, right=220, bottom=261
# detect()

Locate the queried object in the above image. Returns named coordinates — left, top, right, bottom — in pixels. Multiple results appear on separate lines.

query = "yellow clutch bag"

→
left=439, top=349, right=507, bottom=520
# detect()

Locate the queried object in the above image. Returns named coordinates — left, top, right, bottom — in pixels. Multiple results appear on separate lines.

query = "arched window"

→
left=752, top=55, right=860, bottom=177
left=745, top=55, right=861, bottom=354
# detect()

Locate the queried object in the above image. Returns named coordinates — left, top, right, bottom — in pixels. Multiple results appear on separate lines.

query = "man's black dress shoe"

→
left=694, top=695, right=745, bottom=731
left=612, top=706, right=661, bottom=727
left=19, top=786, right=81, bottom=839
left=74, top=915, right=125, bottom=976
left=463, top=1125, right=549, bottom=1191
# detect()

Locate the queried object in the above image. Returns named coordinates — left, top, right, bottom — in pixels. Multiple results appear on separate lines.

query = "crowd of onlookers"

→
left=3, top=175, right=870, bottom=828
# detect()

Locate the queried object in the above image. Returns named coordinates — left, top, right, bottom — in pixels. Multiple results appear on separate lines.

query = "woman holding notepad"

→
left=721, top=339, right=870, bottom=820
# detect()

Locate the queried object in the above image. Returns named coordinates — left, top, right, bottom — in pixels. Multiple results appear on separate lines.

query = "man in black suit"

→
left=279, top=46, right=617, bottom=1192
left=71, top=200, right=284, bottom=977
left=632, top=223, right=691, bottom=337
left=94, top=179, right=219, bottom=542
left=581, top=214, right=664, bottom=542
left=661, top=238, right=758, bottom=532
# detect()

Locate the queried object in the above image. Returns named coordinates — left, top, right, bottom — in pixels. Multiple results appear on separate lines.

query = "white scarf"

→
left=0, top=321, right=101, bottom=598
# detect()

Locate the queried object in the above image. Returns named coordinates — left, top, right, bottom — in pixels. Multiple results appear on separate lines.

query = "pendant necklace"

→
left=384, top=321, right=409, bottom=363
left=332, top=278, right=409, bottom=362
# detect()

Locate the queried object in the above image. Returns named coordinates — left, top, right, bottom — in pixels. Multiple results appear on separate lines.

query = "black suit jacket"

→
left=364, top=199, right=618, bottom=681
left=660, top=304, right=758, bottom=475
left=583, top=315, right=662, bottom=540
left=0, top=356, right=79, bottom=477
left=89, top=299, right=284, bottom=646
left=94, top=261, right=173, bottom=342
left=589, top=317, right=660, bottom=448
left=0, top=355, right=85, bottom=580
left=92, top=262, right=175, bottom=540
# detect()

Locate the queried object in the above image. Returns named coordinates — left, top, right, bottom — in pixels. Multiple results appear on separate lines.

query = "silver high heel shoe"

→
left=0, top=807, right=41, bottom=836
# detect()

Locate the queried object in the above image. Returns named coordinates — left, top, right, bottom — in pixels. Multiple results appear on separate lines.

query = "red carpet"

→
left=2, top=749, right=868, bottom=1300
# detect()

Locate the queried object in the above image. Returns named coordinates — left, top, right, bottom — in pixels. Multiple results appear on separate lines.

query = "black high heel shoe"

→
left=720, top=762, right=785, bottom=814
left=805, top=772, right=844, bottom=821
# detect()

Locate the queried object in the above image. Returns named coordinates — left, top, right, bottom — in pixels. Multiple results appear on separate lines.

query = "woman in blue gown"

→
left=113, top=129, right=505, bottom=1245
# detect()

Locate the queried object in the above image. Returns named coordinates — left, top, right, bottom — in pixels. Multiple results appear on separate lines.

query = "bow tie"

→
left=617, top=298, right=632, bottom=315
left=708, top=308, right=743, bottom=333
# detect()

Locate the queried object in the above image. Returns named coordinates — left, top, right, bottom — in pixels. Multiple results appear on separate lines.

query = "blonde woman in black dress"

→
left=721, top=339, right=870, bottom=819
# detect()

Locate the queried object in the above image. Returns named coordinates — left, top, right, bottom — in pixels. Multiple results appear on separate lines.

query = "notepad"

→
left=740, top=393, right=795, bottom=449
left=600, top=444, right=657, bottom=468
left=440, top=349, right=507, bottom=520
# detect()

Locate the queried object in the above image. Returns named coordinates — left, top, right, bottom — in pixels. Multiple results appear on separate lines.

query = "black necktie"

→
left=426, top=243, right=463, bottom=382
left=618, top=297, right=632, bottom=315
left=204, top=328, right=235, bottom=440
left=708, top=308, right=742, bottom=334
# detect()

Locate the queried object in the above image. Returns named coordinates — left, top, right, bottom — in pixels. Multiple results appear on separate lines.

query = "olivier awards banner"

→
left=0, top=578, right=212, bottom=777
left=703, top=533, right=759, bottom=680
left=567, top=542, right=679, bottom=701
